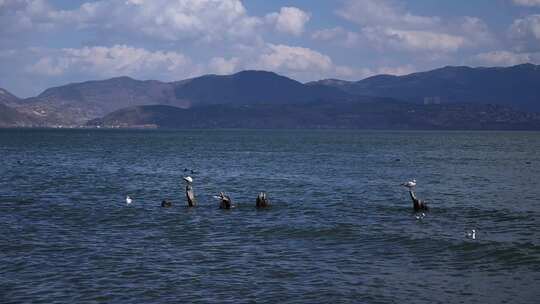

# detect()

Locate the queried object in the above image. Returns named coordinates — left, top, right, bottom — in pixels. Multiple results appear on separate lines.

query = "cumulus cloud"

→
left=247, top=43, right=366, bottom=81
left=1, top=1, right=316, bottom=45
left=510, top=14, right=540, bottom=40
left=247, top=42, right=417, bottom=80
left=266, top=7, right=310, bottom=36
left=509, top=14, right=540, bottom=51
left=255, top=44, right=332, bottom=72
left=362, top=27, right=466, bottom=52
left=1, top=0, right=263, bottom=42
left=25, top=45, right=197, bottom=80
left=27, top=56, right=66, bottom=76
left=208, top=57, right=240, bottom=75
left=0, top=0, right=60, bottom=33
left=513, top=0, right=540, bottom=6
left=460, top=16, right=494, bottom=45
left=335, top=0, right=493, bottom=53
left=21, top=43, right=361, bottom=83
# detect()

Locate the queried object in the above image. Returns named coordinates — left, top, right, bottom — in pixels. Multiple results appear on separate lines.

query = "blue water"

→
left=1, top=129, right=539, bottom=303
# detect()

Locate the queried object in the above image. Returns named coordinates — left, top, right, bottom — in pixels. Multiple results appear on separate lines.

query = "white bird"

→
left=401, top=179, right=417, bottom=188
left=126, top=195, right=133, bottom=205
left=415, top=212, right=426, bottom=220
left=466, top=229, right=476, bottom=240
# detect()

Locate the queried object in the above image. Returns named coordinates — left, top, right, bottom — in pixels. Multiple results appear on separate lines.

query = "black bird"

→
left=217, top=192, right=233, bottom=209
left=256, top=192, right=270, bottom=209
left=161, top=199, right=173, bottom=208
left=409, top=190, right=428, bottom=212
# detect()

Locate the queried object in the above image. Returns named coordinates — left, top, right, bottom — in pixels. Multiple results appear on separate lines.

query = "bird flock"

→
left=125, top=176, right=477, bottom=240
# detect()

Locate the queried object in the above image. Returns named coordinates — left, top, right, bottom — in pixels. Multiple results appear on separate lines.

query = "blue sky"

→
left=1, top=0, right=540, bottom=97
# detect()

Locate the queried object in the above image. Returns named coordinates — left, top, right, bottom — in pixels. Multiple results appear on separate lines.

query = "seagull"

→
left=126, top=195, right=133, bottom=205
left=401, top=179, right=417, bottom=188
left=466, top=229, right=476, bottom=240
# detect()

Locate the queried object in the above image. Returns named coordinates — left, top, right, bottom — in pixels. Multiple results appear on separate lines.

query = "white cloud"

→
left=26, top=45, right=198, bottom=80
left=336, top=0, right=439, bottom=29
left=209, top=57, right=240, bottom=75
left=459, top=16, right=494, bottom=45
left=335, top=0, right=493, bottom=53
left=0, top=0, right=59, bottom=33
left=312, top=27, right=346, bottom=41
left=362, top=27, right=466, bottom=52
left=510, top=14, right=540, bottom=40
left=24, top=43, right=364, bottom=83
left=473, top=50, right=540, bottom=66
left=387, top=29, right=465, bottom=52
left=248, top=43, right=368, bottom=81
left=1, top=0, right=263, bottom=42
left=513, top=0, right=540, bottom=7
left=27, top=56, right=66, bottom=76
left=266, top=7, right=310, bottom=36
left=256, top=44, right=332, bottom=72
left=509, top=14, right=540, bottom=52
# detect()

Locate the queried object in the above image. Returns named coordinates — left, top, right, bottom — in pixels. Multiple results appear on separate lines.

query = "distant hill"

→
left=13, top=71, right=352, bottom=125
left=173, top=70, right=351, bottom=106
left=0, top=103, right=42, bottom=127
left=15, top=77, right=182, bottom=125
left=4, top=64, right=540, bottom=128
left=0, top=88, right=20, bottom=107
left=87, top=105, right=187, bottom=128
left=308, top=64, right=540, bottom=112
left=88, top=101, right=540, bottom=130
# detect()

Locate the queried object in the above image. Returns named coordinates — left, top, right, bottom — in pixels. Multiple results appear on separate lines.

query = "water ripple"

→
left=1, top=129, right=540, bottom=303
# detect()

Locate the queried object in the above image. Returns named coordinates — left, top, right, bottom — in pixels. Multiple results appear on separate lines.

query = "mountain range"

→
left=308, top=63, right=540, bottom=112
left=1, top=63, right=540, bottom=129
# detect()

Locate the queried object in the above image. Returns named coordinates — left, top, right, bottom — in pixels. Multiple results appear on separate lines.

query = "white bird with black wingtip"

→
left=183, top=176, right=197, bottom=207
left=401, top=178, right=417, bottom=189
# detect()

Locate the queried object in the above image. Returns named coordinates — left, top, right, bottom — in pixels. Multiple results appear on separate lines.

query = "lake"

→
left=1, top=129, right=539, bottom=303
